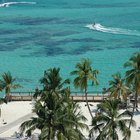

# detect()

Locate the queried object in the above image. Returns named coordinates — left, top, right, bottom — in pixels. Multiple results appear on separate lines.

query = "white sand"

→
left=0, top=101, right=33, bottom=137
left=79, top=102, right=140, bottom=139
left=0, top=101, right=140, bottom=139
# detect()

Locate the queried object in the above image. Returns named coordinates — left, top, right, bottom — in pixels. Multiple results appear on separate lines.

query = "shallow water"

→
left=0, top=0, right=139, bottom=96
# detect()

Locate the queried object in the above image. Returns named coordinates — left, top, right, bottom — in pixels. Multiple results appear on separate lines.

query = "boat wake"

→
left=86, top=23, right=140, bottom=36
left=0, top=1, right=36, bottom=7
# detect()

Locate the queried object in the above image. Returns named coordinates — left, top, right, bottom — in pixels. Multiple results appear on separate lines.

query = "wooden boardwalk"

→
left=10, top=91, right=108, bottom=102
left=10, top=92, right=34, bottom=101
left=11, top=95, right=33, bottom=101
left=70, top=95, right=107, bottom=102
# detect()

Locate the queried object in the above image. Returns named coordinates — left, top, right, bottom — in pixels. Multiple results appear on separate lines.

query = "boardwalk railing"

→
left=10, top=92, right=34, bottom=101
left=70, top=94, right=109, bottom=102
left=10, top=91, right=109, bottom=102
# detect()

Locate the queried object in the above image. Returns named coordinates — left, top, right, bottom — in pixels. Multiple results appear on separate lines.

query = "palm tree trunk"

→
left=129, top=91, right=138, bottom=129
left=113, top=126, right=115, bottom=140
left=58, top=132, right=63, bottom=140
left=85, top=87, right=93, bottom=119
left=5, top=88, right=11, bottom=102
left=48, top=127, right=52, bottom=140
left=85, top=86, right=101, bottom=134
left=128, top=104, right=135, bottom=129
left=5, top=93, right=10, bottom=102
left=135, top=91, right=138, bottom=108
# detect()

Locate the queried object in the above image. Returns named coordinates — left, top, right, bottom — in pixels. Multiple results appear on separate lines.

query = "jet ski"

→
left=92, top=22, right=96, bottom=27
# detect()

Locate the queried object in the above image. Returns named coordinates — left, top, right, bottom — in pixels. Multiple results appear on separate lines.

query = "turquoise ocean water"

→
left=0, top=0, right=140, bottom=96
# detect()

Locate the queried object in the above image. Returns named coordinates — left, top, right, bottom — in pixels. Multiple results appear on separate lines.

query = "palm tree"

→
left=40, top=67, right=70, bottom=92
left=34, top=67, right=70, bottom=99
left=57, top=101, right=88, bottom=139
left=124, top=52, right=140, bottom=129
left=41, top=101, right=88, bottom=140
left=107, top=72, right=130, bottom=101
left=71, top=58, right=99, bottom=119
left=20, top=92, right=88, bottom=140
left=124, top=52, right=140, bottom=108
left=21, top=67, right=88, bottom=139
left=89, top=99, right=135, bottom=140
left=0, top=72, right=21, bottom=101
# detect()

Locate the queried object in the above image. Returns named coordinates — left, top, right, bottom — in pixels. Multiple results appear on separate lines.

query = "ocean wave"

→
left=0, top=1, right=36, bottom=7
left=86, top=23, right=140, bottom=36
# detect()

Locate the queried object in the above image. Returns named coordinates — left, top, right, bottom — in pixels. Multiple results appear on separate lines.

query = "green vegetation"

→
left=107, top=72, right=130, bottom=101
left=124, top=52, right=140, bottom=108
left=71, top=58, right=99, bottom=119
left=0, top=52, right=139, bottom=139
left=89, top=99, right=135, bottom=140
left=0, top=71, right=21, bottom=102
left=20, top=67, right=88, bottom=140
left=124, top=52, right=140, bottom=129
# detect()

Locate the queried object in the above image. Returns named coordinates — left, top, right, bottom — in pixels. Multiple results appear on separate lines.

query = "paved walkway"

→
left=0, top=113, right=35, bottom=135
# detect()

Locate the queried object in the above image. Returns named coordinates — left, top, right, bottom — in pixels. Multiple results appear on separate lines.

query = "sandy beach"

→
left=0, top=101, right=140, bottom=139
left=0, top=101, right=34, bottom=138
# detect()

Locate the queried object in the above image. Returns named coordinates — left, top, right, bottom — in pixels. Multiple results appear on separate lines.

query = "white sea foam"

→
left=86, top=23, right=140, bottom=36
left=0, top=1, right=36, bottom=7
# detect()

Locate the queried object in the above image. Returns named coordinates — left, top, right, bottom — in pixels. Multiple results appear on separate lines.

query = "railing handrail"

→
left=11, top=91, right=103, bottom=93
left=10, top=91, right=110, bottom=97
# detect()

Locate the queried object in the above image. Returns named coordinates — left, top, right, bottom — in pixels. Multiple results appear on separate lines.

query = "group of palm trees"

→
left=20, top=68, right=88, bottom=140
left=0, top=52, right=139, bottom=140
